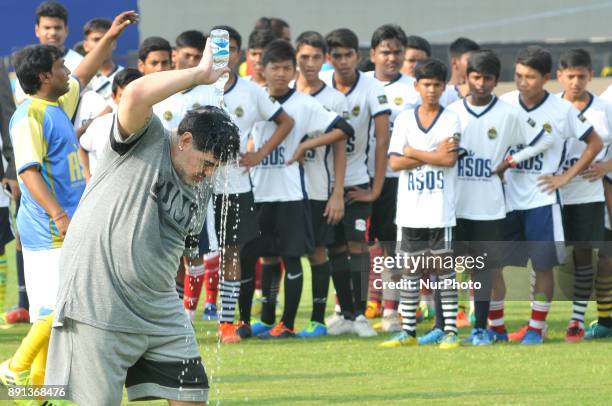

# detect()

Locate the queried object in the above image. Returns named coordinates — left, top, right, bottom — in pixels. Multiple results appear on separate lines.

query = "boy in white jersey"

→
left=446, top=50, right=554, bottom=346
left=245, top=29, right=278, bottom=86
left=294, top=31, right=352, bottom=337
left=498, top=46, right=603, bottom=345
left=556, top=49, right=612, bottom=341
left=240, top=40, right=349, bottom=339
left=443, top=38, right=481, bottom=103
left=381, top=59, right=461, bottom=349
left=364, top=24, right=417, bottom=331
left=320, top=28, right=391, bottom=337
left=401, top=35, right=430, bottom=78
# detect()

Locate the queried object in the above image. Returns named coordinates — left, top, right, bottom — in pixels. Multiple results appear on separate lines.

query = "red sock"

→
left=528, top=300, right=550, bottom=333
left=204, top=254, right=220, bottom=305
left=184, top=263, right=205, bottom=311
left=488, top=300, right=505, bottom=333
left=368, top=245, right=383, bottom=303
left=255, top=259, right=262, bottom=291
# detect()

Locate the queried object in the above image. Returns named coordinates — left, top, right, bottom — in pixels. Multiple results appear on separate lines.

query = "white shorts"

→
left=23, top=248, right=61, bottom=321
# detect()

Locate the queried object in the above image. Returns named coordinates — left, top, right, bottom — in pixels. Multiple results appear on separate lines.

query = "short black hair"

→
left=211, top=25, right=242, bottom=50
left=178, top=106, right=240, bottom=162
left=295, top=30, right=326, bottom=54
left=516, top=46, right=552, bottom=76
left=467, top=50, right=501, bottom=79
left=36, top=1, right=68, bottom=25
left=175, top=30, right=206, bottom=52
left=371, top=24, right=407, bottom=49
left=559, top=48, right=592, bottom=70
left=358, top=58, right=375, bottom=72
left=254, top=17, right=290, bottom=39
left=138, top=36, right=172, bottom=62
left=83, top=18, right=111, bottom=37
left=262, top=39, right=296, bottom=67
left=13, top=44, right=64, bottom=95
left=325, top=28, right=359, bottom=52
left=405, top=35, right=431, bottom=57
left=449, top=37, right=480, bottom=59
left=112, top=68, right=142, bottom=95
left=414, top=58, right=448, bottom=82
left=248, top=29, right=277, bottom=50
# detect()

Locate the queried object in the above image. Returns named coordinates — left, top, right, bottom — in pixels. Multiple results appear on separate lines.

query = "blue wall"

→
left=0, top=0, right=138, bottom=57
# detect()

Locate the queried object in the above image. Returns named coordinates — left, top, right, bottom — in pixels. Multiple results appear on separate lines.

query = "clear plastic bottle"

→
left=210, top=29, right=230, bottom=108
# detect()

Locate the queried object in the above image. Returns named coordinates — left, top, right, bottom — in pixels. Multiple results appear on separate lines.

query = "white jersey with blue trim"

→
left=447, top=96, right=544, bottom=220
left=500, top=90, right=594, bottom=211
left=214, top=76, right=283, bottom=194
left=389, top=107, right=461, bottom=228
left=153, top=92, right=187, bottom=132
left=557, top=92, right=612, bottom=205
left=251, top=89, right=339, bottom=202
left=86, top=65, right=125, bottom=102
left=364, top=71, right=419, bottom=178
left=320, top=70, right=391, bottom=186
left=301, top=83, right=349, bottom=201
left=439, top=84, right=461, bottom=107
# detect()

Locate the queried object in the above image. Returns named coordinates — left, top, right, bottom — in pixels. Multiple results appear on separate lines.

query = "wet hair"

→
left=248, top=29, right=277, bottom=50
left=559, top=48, right=592, bottom=70
left=262, top=39, right=296, bottom=67
left=138, top=36, right=172, bottom=62
left=211, top=25, right=242, bottom=50
left=178, top=106, right=240, bottom=162
left=112, top=68, right=142, bottom=95
left=13, top=44, right=64, bottom=95
left=83, top=18, right=111, bottom=36
left=325, top=28, right=359, bottom=52
left=254, top=17, right=289, bottom=39
left=467, top=49, right=501, bottom=79
left=405, top=35, right=431, bottom=57
left=175, top=30, right=206, bottom=52
left=36, top=1, right=68, bottom=25
left=516, top=46, right=552, bottom=76
left=371, top=24, right=407, bottom=49
left=295, top=31, right=326, bottom=54
left=414, top=58, right=448, bottom=82
left=449, top=37, right=480, bottom=59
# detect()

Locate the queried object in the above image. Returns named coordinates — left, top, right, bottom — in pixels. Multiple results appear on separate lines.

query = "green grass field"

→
left=1, top=244, right=611, bottom=405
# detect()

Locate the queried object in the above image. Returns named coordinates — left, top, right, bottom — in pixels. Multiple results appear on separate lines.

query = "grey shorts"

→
left=45, top=318, right=208, bottom=405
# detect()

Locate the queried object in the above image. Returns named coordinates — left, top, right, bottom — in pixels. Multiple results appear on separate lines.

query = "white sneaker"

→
left=353, top=315, right=378, bottom=337
left=325, top=313, right=343, bottom=328
left=381, top=313, right=402, bottom=332
left=327, top=318, right=354, bottom=335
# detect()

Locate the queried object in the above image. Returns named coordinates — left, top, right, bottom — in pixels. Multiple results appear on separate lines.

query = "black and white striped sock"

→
left=399, top=275, right=420, bottom=337
left=439, top=272, right=458, bottom=334
left=219, top=280, right=241, bottom=323
left=571, top=265, right=594, bottom=327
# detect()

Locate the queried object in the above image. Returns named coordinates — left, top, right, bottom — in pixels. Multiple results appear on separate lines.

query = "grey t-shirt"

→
left=55, top=114, right=211, bottom=334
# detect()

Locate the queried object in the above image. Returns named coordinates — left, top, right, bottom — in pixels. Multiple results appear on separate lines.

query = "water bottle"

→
left=210, top=29, right=230, bottom=108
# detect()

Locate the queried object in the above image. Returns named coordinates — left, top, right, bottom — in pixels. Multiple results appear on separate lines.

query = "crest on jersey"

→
left=377, top=95, right=388, bottom=104
left=487, top=127, right=497, bottom=139
left=578, top=114, right=587, bottom=122
left=527, top=118, right=536, bottom=127
left=192, top=102, right=201, bottom=109
left=352, top=105, right=361, bottom=116
left=235, top=106, right=244, bottom=117
left=342, top=111, right=350, bottom=120
left=393, top=96, right=403, bottom=106
left=543, top=122, right=553, bottom=134
left=163, top=111, right=173, bottom=121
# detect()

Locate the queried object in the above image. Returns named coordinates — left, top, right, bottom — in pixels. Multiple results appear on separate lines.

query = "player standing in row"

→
left=364, top=24, right=418, bottom=332
left=293, top=31, right=351, bottom=337
left=497, top=46, right=603, bottom=345
left=321, top=28, right=391, bottom=337
left=401, top=35, right=430, bottom=78
left=556, top=49, right=612, bottom=341
left=382, top=59, right=461, bottom=348
left=245, top=29, right=278, bottom=86
left=443, top=38, right=481, bottom=102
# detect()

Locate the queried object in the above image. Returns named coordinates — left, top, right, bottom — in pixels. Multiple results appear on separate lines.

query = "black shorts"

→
left=310, top=199, right=335, bottom=247
left=0, top=207, right=14, bottom=249
left=454, top=218, right=505, bottom=269
left=369, top=177, right=398, bottom=243
left=563, top=202, right=604, bottom=248
left=331, top=183, right=372, bottom=245
left=599, top=228, right=612, bottom=259
left=249, top=200, right=314, bottom=258
left=214, top=192, right=260, bottom=246
left=400, top=226, right=454, bottom=256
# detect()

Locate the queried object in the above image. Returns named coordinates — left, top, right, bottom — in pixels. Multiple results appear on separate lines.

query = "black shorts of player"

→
left=0, top=207, right=14, bottom=249
left=454, top=218, right=505, bottom=269
left=310, top=199, right=335, bottom=247
left=368, top=177, right=398, bottom=243
left=330, top=183, right=372, bottom=245
left=400, top=226, right=454, bottom=256
left=563, top=201, right=604, bottom=250
left=125, top=357, right=208, bottom=401
left=214, top=191, right=260, bottom=247
left=250, top=200, right=314, bottom=258
left=599, top=228, right=612, bottom=259
left=197, top=215, right=215, bottom=257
